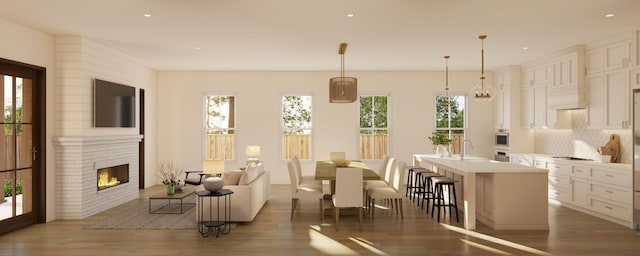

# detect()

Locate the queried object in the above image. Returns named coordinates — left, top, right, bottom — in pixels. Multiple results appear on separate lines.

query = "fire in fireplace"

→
left=97, top=164, right=130, bottom=191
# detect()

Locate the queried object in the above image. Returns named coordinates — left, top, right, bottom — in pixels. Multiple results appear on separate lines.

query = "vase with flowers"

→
left=428, top=131, right=453, bottom=157
left=157, top=161, right=184, bottom=195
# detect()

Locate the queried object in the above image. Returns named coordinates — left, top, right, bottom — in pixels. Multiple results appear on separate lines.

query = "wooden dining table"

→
left=315, top=160, right=380, bottom=196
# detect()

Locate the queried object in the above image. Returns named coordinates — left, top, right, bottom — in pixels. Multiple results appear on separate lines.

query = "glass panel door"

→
left=1, top=75, right=33, bottom=221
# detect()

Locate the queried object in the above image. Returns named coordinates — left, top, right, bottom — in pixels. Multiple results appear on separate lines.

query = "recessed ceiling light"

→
left=346, top=13, right=354, bottom=18
left=522, top=46, right=529, bottom=50
left=605, top=13, right=614, bottom=18
left=195, top=47, right=201, bottom=50
left=143, top=13, right=152, bottom=18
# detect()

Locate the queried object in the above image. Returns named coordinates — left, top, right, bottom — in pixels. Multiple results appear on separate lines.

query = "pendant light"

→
left=470, top=35, right=495, bottom=102
left=329, top=43, right=357, bottom=103
left=441, top=55, right=451, bottom=106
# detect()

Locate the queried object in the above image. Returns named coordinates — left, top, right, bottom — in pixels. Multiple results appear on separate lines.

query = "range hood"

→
left=547, top=86, right=587, bottom=110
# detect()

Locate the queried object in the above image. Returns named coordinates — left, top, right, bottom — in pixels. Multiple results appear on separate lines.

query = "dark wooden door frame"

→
left=0, top=57, right=47, bottom=235
left=139, top=88, right=145, bottom=189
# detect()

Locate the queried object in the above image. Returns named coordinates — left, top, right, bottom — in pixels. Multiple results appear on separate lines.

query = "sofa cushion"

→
left=238, top=162, right=263, bottom=185
left=223, top=170, right=243, bottom=185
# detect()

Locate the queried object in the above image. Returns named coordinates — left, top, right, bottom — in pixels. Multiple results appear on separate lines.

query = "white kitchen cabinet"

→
left=605, top=69, right=630, bottom=128
left=586, top=69, right=630, bottom=129
left=569, top=164, right=589, bottom=208
left=632, top=29, right=640, bottom=67
left=493, top=66, right=521, bottom=130
left=550, top=53, right=579, bottom=88
left=586, top=74, right=605, bottom=128
left=631, top=68, right=640, bottom=89
left=587, top=166, right=633, bottom=226
left=495, top=85, right=509, bottom=129
left=548, top=161, right=571, bottom=203
left=511, top=154, right=634, bottom=228
left=522, top=63, right=550, bottom=86
left=521, top=84, right=547, bottom=129
left=587, top=39, right=631, bottom=73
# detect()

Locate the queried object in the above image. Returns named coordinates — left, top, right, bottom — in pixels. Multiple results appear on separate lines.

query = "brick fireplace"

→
left=53, top=135, right=142, bottom=219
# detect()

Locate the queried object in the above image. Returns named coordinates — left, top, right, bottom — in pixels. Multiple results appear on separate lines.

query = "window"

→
left=435, top=95, right=466, bottom=154
left=359, top=95, right=388, bottom=160
left=281, top=95, right=312, bottom=160
left=204, top=95, right=235, bottom=160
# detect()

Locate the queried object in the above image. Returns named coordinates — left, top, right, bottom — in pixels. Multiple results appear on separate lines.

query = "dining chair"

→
left=292, top=155, right=321, bottom=184
left=330, top=152, right=346, bottom=161
left=363, top=157, right=395, bottom=190
left=287, top=161, right=324, bottom=220
left=366, top=160, right=406, bottom=220
left=332, top=167, right=363, bottom=229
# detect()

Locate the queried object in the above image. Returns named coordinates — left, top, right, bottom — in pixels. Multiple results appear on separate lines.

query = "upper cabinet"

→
left=586, top=36, right=632, bottom=129
left=493, top=66, right=521, bottom=130
left=586, top=39, right=631, bottom=73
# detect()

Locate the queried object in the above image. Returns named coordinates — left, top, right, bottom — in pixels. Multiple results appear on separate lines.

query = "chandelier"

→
left=329, top=43, right=357, bottom=103
left=470, top=35, right=495, bottom=102
left=441, top=55, right=451, bottom=105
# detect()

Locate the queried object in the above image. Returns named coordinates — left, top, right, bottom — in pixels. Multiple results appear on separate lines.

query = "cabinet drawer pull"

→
left=605, top=174, right=614, bottom=178
left=605, top=190, right=614, bottom=194
left=605, top=206, right=613, bottom=210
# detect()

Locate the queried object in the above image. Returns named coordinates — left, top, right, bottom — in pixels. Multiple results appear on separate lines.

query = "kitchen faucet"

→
left=461, top=139, right=474, bottom=160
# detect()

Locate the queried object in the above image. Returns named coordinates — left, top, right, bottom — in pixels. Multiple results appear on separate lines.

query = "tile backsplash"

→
left=533, top=110, right=632, bottom=164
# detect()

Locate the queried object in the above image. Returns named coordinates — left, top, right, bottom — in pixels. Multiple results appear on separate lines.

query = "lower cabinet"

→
left=513, top=154, right=633, bottom=228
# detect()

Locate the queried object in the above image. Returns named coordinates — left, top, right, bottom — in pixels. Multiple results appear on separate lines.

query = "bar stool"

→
left=417, top=171, right=443, bottom=212
left=430, top=176, right=459, bottom=222
left=405, top=166, right=427, bottom=201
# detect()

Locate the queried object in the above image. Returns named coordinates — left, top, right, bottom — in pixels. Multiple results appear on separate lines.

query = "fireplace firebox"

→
left=97, top=164, right=129, bottom=191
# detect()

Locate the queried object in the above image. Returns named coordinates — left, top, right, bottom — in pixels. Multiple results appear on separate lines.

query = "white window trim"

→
left=357, top=93, right=391, bottom=161
left=202, top=92, right=238, bottom=163
left=279, top=92, right=314, bottom=163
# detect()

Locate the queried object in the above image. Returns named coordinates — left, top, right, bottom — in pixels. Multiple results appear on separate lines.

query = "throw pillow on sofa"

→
left=238, top=162, right=263, bottom=185
left=223, top=170, right=243, bottom=185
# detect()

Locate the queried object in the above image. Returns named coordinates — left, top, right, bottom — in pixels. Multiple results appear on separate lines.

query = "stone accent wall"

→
left=53, top=135, right=141, bottom=219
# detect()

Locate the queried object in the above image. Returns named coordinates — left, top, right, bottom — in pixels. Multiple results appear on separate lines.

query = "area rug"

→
left=85, top=196, right=197, bottom=230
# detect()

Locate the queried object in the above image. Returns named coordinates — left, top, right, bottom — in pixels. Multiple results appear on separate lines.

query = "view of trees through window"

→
left=359, top=95, right=388, bottom=160
left=204, top=95, right=235, bottom=160
left=281, top=95, right=312, bottom=160
left=435, top=95, right=466, bottom=154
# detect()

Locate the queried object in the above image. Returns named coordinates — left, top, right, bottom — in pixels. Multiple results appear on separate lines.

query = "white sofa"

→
left=195, top=163, right=270, bottom=222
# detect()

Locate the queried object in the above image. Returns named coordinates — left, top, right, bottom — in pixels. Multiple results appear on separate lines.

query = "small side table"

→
left=196, top=189, right=233, bottom=238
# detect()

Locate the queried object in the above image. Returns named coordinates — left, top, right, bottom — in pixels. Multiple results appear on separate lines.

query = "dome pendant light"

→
left=441, top=55, right=451, bottom=106
left=329, top=43, right=357, bottom=103
left=470, top=35, right=495, bottom=102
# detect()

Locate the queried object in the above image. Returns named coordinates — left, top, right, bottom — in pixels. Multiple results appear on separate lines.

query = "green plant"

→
left=428, top=131, right=453, bottom=146
left=4, top=179, right=23, bottom=197
left=156, top=162, right=183, bottom=186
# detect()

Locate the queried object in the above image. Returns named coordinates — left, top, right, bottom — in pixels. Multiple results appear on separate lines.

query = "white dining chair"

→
left=363, top=156, right=394, bottom=190
left=330, top=152, right=346, bottom=161
left=332, top=167, right=363, bottom=229
left=292, top=155, right=321, bottom=184
left=287, top=161, right=324, bottom=220
left=367, top=160, right=406, bottom=219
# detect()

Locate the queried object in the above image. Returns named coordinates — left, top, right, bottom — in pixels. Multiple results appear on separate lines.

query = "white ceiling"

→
left=1, top=0, right=640, bottom=71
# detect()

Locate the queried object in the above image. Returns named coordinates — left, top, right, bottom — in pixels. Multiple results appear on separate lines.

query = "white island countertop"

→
left=413, top=154, right=549, bottom=231
left=415, top=154, right=548, bottom=174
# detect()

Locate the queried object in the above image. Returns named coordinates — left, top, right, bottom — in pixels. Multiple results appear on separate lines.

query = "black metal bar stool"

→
left=417, top=171, right=443, bottom=212
left=405, top=166, right=427, bottom=201
left=430, top=176, right=459, bottom=222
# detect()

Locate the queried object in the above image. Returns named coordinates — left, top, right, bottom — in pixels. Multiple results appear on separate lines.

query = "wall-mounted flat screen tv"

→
left=94, top=79, right=136, bottom=127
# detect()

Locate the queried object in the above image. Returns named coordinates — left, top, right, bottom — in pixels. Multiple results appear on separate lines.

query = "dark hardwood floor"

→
left=0, top=184, right=639, bottom=255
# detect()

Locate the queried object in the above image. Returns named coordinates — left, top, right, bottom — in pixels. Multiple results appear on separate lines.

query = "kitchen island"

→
left=414, top=154, right=549, bottom=230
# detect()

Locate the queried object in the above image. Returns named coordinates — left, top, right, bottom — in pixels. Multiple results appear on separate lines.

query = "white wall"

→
left=0, top=17, right=158, bottom=221
left=157, top=71, right=495, bottom=184
left=0, top=17, right=56, bottom=221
